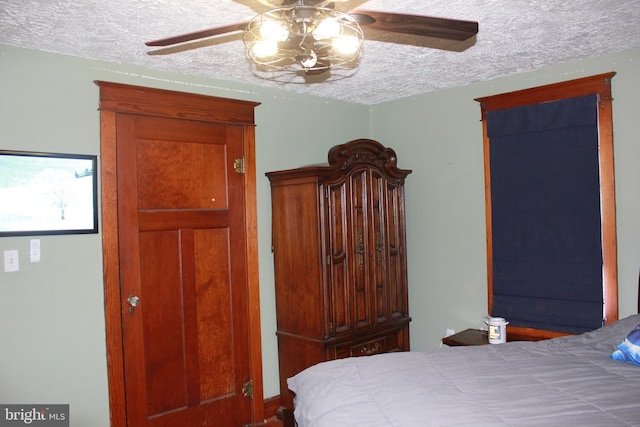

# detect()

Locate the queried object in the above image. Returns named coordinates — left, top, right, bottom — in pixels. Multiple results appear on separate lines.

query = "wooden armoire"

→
left=266, top=139, right=412, bottom=409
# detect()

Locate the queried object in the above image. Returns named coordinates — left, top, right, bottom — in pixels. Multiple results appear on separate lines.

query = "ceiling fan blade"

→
left=350, top=10, right=478, bottom=41
left=363, top=29, right=476, bottom=52
left=148, top=33, right=244, bottom=56
left=145, top=21, right=249, bottom=47
left=257, top=0, right=334, bottom=6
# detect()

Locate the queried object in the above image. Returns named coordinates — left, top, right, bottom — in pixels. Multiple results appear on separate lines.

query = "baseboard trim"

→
left=264, top=395, right=282, bottom=419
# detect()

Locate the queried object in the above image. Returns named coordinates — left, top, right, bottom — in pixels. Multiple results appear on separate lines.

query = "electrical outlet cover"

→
left=4, top=249, right=19, bottom=272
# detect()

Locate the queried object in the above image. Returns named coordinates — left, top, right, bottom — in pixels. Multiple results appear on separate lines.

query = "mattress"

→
left=288, top=314, right=640, bottom=427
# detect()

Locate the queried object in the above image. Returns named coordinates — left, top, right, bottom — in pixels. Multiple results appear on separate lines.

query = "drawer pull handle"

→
left=361, top=342, right=381, bottom=355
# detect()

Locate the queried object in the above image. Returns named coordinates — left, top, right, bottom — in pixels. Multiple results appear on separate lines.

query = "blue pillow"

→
left=611, top=323, right=640, bottom=366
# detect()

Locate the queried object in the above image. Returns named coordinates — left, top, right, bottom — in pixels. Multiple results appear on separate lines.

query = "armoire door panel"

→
left=327, top=179, right=351, bottom=335
left=386, top=182, right=407, bottom=319
left=370, top=170, right=389, bottom=324
left=271, top=180, right=328, bottom=339
left=350, top=170, right=373, bottom=330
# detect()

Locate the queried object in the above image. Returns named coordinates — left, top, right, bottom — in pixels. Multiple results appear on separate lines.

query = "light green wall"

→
left=1, top=43, right=639, bottom=426
left=371, top=46, right=640, bottom=352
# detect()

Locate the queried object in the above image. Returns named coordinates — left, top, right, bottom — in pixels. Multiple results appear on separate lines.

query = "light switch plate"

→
left=4, top=249, right=19, bottom=272
left=30, top=239, right=41, bottom=263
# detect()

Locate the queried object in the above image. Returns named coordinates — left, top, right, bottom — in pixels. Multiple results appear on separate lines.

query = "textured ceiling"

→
left=2, top=0, right=640, bottom=105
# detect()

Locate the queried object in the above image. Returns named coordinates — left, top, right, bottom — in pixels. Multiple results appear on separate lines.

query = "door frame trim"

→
left=96, top=81, right=263, bottom=426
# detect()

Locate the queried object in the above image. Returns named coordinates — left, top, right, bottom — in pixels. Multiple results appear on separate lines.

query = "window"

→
left=475, top=73, right=618, bottom=338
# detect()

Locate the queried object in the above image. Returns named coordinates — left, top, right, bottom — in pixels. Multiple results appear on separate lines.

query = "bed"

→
left=284, top=313, right=640, bottom=426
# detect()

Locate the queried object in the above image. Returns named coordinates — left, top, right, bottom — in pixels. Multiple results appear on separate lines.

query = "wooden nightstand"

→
left=442, top=329, right=490, bottom=346
left=442, top=328, right=545, bottom=346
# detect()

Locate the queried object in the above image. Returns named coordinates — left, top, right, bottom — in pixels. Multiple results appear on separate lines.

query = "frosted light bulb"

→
left=314, top=18, right=340, bottom=39
left=260, top=20, right=288, bottom=41
left=333, top=35, right=359, bottom=55
left=251, top=39, right=278, bottom=58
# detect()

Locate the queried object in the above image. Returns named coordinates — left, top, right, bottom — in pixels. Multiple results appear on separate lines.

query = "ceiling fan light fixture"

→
left=147, top=4, right=479, bottom=82
left=243, top=6, right=363, bottom=73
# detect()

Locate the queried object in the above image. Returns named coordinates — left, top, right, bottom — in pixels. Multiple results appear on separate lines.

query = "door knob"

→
left=127, top=295, right=140, bottom=313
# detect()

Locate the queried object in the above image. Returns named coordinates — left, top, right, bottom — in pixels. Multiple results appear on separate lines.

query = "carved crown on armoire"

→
left=266, top=139, right=412, bottom=409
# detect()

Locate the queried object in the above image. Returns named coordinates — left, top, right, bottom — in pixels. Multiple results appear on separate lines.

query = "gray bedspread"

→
left=288, top=314, right=640, bottom=426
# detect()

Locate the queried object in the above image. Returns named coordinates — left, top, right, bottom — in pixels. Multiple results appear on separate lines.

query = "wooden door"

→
left=118, top=114, right=252, bottom=426
left=98, top=82, right=263, bottom=427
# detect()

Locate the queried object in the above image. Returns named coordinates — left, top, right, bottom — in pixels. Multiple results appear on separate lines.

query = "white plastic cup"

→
left=487, top=317, right=509, bottom=344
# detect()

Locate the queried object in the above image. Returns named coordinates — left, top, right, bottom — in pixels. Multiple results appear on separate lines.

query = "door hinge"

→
left=234, top=157, right=246, bottom=175
left=242, top=379, right=254, bottom=399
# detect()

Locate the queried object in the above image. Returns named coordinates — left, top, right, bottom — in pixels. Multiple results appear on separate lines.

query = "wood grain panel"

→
left=139, top=230, right=187, bottom=417
left=137, top=138, right=228, bottom=210
left=194, top=228, right=235, bottom=401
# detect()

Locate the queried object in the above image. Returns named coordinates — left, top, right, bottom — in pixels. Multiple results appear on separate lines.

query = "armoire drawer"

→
left=330, top=328, right=405, bottom=359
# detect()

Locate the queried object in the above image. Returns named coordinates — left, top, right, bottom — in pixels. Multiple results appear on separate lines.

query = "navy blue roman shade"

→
left=486, top=94, right=604, bottom=334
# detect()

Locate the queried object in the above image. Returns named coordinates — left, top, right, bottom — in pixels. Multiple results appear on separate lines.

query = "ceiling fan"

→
left=146, top=0, right=478, bottom=76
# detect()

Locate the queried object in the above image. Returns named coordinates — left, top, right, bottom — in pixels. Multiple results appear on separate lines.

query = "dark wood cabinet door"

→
left=326, top=168, right=409, bottom=332
left=369, top=169, right=389, bottom=324
left=326, top=177, right=352, bottom=336
left=270, top=176, right=328, bottom=340
left=384, top=177, right=410, bottom=321
left=349, top=169, right=375, bottom=331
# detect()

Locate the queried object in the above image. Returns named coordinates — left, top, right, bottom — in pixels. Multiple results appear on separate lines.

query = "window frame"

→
left=475, top=72, right=618, bottom=339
